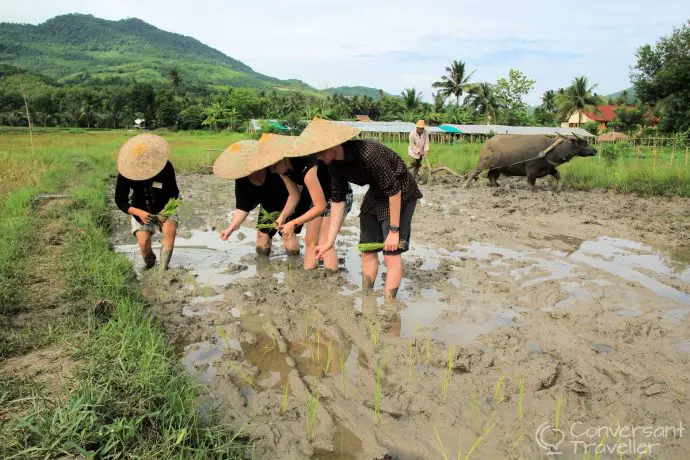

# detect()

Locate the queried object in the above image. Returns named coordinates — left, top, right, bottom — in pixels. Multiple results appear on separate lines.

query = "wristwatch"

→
left=390, top=225, right=400, bottom=233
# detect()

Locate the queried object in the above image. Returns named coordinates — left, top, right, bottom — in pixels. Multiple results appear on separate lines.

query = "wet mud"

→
left=111, top=174, right=690, bottom=459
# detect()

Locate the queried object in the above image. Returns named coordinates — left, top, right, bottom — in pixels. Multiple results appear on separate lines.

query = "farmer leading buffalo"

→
left=465, top=132, right=596, bottom=190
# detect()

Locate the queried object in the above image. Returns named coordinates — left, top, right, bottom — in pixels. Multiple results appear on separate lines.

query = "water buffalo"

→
left=465, top=133, right=596, bottom=190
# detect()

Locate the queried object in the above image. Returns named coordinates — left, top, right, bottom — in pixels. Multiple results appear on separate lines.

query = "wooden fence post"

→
left=671, top=138, right=676, bottom=166
left=653, top=146, right=657, bottom=169
left=685, top=146, right=688, bottom=167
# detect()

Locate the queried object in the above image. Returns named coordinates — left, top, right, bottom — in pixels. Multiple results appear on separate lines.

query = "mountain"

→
left=604, top=87, right=636, bottom=104
left=0, top=13, right=315, bottom=92
left=324, top=86, right=388, bottom=99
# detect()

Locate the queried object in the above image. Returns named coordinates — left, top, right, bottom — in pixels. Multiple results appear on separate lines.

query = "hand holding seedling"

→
left=132, top=208, right=157, bottom=225
left=279, top=220, right=297, bottom=238
left=384, top=231, right=399, bottom=252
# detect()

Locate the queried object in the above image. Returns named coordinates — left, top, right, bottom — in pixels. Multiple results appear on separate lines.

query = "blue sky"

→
left=2, top=0, right=688, bottom=104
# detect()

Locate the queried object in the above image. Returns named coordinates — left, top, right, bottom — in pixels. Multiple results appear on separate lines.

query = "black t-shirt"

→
left=284, top=156, right=343, bottom=202
left=235, top=169, right=289, bottom=213
left=115, top=161, right=180, bottom=221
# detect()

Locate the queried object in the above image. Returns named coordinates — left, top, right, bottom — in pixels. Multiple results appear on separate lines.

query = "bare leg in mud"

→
left=282, top=231, right=300, bottom=257
left=362, top=252, right=378, bottom=291
left=135, top=230, right=156, bottom=269
left=159, top=219, right=177, bottom=271
left=255, top=231, right=272, bottom=257
left=303, top=217, right=324, bottom=270
left=318, top=216, right=339, bottom=273
left=383, top=254, right=402, bottom=300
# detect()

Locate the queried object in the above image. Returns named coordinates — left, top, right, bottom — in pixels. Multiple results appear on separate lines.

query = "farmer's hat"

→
left=287, top=117, right=361, bottom=158
left=117, top=133, right=170, bottom=181
left=213, top=135, right=293, bottom=180
left=416, top=120, right=426, bottom=128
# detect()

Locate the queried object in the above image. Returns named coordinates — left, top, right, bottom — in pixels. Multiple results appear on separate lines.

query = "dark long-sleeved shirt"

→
left=329, top=139, right=423, bottom=221
left=115, top=161, right=179, bottom=222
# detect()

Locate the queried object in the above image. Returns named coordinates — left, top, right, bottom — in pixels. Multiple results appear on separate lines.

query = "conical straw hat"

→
left=287, top=117, right=361, bottom=158
left=213, top=135, right=293, bottom=180
left=117, top=133, right=170, bottom=180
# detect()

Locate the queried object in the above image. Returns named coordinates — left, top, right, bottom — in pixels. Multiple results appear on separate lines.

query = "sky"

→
left=2, top=1, right=687, bottom=105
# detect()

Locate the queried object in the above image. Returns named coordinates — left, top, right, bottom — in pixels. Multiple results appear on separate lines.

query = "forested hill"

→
left=0, top=13, right=315, bottom=92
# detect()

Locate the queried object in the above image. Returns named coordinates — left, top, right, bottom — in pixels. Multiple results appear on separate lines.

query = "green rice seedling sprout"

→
left=339, top=348, right=347, bottom=395
left=306, top=385, right=320, bottom=441
left=618, top=418, right=623, bottom=460
left=407, top=341, right=415, bottom=383
left=464, top=416, right=497, bottom=460
left=374, top=358, right=382, bottom=424
left=202, top=284, right=210, bottom=297
left=368, top=319, right=380, bottom=347
left=316, top=329, right=321, bottom=363
left=425, top=334, right=431, bottom=363
left=280, top=381, right=290, bottom=415
left=432, top=422, right=449, bottom=460
left=492, top=375, right=505, bottom=409
left=555, top=393, right=564, bottom=430
left=324, top=342, right=332, bottom=375
left=159, top=197, right=182, bottom=217
left=442, top=344, right=455, bottom=402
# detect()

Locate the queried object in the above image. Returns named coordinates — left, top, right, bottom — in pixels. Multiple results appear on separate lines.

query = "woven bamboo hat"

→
left=287, top=117, right=361, bottom=158
left=213, top=135, right=292, bottom=180
left=416, top=120, right=426, bottom=128
left=117, top=133, right=170, bottom=181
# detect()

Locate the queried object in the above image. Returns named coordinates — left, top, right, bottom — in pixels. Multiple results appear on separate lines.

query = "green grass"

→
left=0, top=131, right=248, bottom=458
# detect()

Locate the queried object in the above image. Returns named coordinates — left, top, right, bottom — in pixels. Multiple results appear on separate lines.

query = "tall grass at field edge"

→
left=0, top=154, right=248, bottom=458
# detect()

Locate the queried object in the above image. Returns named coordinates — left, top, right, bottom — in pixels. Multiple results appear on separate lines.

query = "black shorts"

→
left=359, top=199, right=417, bottom=256
left=257, top=194, right=310, bottom=238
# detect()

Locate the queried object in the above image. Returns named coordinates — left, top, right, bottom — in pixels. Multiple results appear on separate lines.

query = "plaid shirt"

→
left=329, top=139, right=423, bottom=222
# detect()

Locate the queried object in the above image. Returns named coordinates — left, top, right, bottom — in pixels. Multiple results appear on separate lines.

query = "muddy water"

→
left=111, top=174, right=690, bottom=459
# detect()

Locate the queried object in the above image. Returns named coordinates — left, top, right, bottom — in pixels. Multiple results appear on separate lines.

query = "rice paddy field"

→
left=1, top=129, right=689, bottom=459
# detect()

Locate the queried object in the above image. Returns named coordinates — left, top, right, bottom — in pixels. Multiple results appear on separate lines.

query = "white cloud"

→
left=2, top=0, right=687, bottom=104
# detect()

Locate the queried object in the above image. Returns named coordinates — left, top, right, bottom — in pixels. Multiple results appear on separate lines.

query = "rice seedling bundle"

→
left=159, top=197, right=182, bottom=217
left=357, top=240, right=409, bottom=253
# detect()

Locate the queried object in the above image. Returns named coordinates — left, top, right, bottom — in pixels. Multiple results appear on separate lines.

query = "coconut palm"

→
left=433, top=60, right=476, bottom=106
left=432, top=91, right=446, bottom=113
left=202, top=101, right=228, bottom=131
left=464, top=82, right=503, bottom=123
left=400, top=88, right=422, bottom=110
left=556, top=76, right=600, bottom=125
left=541, top=90, right=557, bottom=113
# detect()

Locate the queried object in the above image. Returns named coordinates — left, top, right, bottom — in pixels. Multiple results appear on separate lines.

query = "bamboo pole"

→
left=685, top=146, right=688, bottom=167
left=653, top=146, right=657, bottom=169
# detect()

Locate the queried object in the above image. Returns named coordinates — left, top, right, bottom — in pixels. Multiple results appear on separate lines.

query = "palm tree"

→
left=167, top=69, right=182, bottom=96
left=432, top=91, right=446, bottom=113
left=464, top=82, right=503, bottom=123
left=541, top=90, right=557, bottom=113
left=556, top=76, right=600, bottom=126
left=400, top=88, right=422, bottom=110
left=433, top=60, right=476, bottom=106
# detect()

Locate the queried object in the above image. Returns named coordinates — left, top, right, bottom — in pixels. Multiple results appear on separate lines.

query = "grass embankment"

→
left=387, top=140, right=689, bottom=197
left=0, top=132, right=247, bottom=458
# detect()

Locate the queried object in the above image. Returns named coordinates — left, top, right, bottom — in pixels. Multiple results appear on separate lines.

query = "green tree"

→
left=608, top=107, right=644, bottom=133
left=400, top=88, right=422, bottom=110
left=556, top=76, right=600, bottom=126
left=542, top=90, right=557, bottom=113
left=167, top=69, right=182, bottom=96
left=431, top=91, right=446, bottom=112
left=202, top=101, right=228, bottom=131
left=432, top=60, right=475, bottom=105
left=631, top=22, right=690, bottom=133
left=464, top=82, right=503, bottom=123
